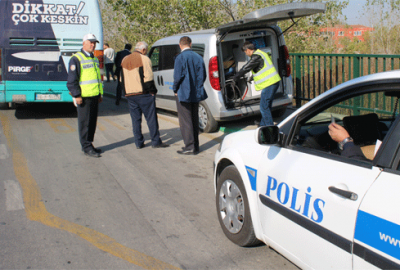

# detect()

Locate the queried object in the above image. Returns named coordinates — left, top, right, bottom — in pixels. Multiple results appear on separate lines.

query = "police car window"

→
left=149, top=47, right=160, bottom=71
left=291, top=91, right=397, bottom=161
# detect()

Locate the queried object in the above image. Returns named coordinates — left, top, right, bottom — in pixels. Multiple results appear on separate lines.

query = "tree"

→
left=105, top=0, right=227, bottom=46
left=99, top=0, right=133, bottom=51
left=101, top=0, right=349, bottom=54
left=361, top=0, right=400, bottom=54
left=233, top=0, right=349, bottom=53
left=286, top=0, right=349, bottom=54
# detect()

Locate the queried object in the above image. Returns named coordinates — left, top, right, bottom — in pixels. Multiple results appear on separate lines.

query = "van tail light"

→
left=209, top=56, right=221, bottom=90
left=283, top=45, right=291, bottom=77
left=94, top=49, right=104, bottom=81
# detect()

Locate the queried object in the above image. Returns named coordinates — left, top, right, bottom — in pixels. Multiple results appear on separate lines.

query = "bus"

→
left=0, top=0, right=104, bottom=108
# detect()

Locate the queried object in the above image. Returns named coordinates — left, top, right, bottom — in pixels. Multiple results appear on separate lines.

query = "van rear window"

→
left=192, top=44, right=205, bottom=57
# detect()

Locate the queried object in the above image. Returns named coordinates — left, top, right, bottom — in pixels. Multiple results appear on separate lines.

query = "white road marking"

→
left=0, top=144, right=9, bottom=159
left=5, top=180, right=25, bottom=211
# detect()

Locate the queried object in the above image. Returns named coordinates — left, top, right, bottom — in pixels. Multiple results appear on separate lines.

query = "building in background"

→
left=320, top=25, right=374, bottom=44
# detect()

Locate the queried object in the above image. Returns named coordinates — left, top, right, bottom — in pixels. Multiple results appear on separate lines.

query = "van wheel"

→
left=199, top=101, right=218, bottom=133
left=216, top=165, right=261, bottom=247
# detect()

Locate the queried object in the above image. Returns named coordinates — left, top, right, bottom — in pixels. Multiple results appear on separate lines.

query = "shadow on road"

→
left=3, top=96, right=130, bottom=120
left=12, top=102, right=77, bottom=119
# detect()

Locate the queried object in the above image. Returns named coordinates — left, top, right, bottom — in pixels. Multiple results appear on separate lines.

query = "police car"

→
left=214, top=70, right=400, bottom=269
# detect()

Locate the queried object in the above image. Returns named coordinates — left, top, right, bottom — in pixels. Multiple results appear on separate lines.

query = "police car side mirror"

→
left=256, top=126, right=281, bottom=145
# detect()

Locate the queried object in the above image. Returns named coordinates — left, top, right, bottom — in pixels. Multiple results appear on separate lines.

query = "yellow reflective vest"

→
left=252, top=49, right=281, bottom=91
left=73, top=52, right=103, bottom=97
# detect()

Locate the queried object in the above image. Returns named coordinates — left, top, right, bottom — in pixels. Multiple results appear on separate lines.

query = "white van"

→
left=149, top=2, right=326, bottom=132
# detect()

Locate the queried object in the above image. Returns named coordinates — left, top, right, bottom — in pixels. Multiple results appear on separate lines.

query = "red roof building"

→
left=320, top=25, right=374, bottom=42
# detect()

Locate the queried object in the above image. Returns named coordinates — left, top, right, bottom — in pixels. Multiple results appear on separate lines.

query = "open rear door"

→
left=216, top=2, right=326, bottom=36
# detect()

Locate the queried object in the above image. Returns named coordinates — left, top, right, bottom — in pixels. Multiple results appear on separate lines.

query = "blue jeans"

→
left=259, top=82, right=279, bottom=126
left=127, top=94, right=162, bottom=147
left=105, top=63, right=114, bottom=81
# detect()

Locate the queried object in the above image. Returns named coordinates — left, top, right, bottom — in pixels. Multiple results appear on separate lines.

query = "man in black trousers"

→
left=67, top=34, right=103, bottom=158
left=173, top=36, right=208, bottom=155
left=114, top=43, right=132, bottom=105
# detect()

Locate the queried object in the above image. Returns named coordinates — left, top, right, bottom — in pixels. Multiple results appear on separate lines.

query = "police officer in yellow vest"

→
left=67, top=34, right=103, bottom=158
left=234, top=41, right=281, bottom=126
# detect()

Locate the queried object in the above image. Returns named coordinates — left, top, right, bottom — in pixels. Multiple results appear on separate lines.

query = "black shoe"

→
left=93, top=147, right=102, bottom=153
left=152, top=143, right=170, bottom=148
left=84, top=149, right=101, bottom=158
left=115, top=100, right=120, bottom=105
left=177, top=149, right=199, bottom=155
left=136, top=143, right=145, bottom=149
left=182, top=146, right=199, bottom=151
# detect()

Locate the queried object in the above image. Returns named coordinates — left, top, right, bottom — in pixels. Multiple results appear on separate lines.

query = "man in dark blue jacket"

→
left=114, top=43, right=132, bottom=105
left=173, top=36, right=207, bottom=155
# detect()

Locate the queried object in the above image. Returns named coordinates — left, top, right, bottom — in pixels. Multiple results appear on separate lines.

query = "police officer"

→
left=234, top=41, right=281, bottom=126
left=67, top=33, right=103, bottom=158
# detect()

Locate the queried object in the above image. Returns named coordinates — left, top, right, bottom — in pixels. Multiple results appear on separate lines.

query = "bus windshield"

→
left=0, top=0, right=103, bottom=106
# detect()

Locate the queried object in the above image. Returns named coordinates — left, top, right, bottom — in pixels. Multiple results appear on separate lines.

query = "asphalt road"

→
left=0, top=85, right=297, bottom=269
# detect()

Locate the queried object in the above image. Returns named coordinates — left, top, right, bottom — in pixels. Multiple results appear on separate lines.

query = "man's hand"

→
left=99, top=96, right=103, bottom=103
left=328, top=123, right=350, bottom=143
left=75, top=97, right=83, bottom=105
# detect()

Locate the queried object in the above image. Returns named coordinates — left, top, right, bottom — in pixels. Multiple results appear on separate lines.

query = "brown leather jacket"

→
left=120, top=51, right=157, bottom=96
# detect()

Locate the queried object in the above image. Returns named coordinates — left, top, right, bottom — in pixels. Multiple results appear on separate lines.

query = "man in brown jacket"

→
left=120, top=41, right=169, bottom=149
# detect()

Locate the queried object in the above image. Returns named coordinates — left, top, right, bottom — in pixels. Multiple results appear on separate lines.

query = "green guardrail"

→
left=290, top=53, right=400, bottom=116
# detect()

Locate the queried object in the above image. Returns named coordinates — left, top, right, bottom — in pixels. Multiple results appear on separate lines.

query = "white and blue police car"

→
left=214, top=70, right=400, bottom=269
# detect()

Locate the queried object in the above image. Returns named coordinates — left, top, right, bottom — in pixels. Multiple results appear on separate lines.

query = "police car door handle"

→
left=328, top=186, right=358, bottom=201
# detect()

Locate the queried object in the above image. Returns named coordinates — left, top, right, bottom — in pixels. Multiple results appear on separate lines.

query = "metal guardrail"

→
left=290, top=53, right=400, bottom=115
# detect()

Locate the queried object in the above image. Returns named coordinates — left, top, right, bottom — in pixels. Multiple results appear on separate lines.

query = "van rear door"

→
left=216, top=2, right=326, bottom=35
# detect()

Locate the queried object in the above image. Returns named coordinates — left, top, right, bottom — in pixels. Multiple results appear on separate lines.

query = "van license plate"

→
left=36, top=94, right=61, bottom=100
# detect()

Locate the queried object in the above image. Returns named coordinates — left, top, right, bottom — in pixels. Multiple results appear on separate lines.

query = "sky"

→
left=342, top=0, right=369, bottom=26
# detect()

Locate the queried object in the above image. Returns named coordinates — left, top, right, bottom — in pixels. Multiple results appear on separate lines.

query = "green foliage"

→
left=99, top=0, right=399, bottom=55
left=104, top=0, right=227, bottom=48
left=361, top=0, right=400, bottom=54
left=282, top=0, right=349, bottom=53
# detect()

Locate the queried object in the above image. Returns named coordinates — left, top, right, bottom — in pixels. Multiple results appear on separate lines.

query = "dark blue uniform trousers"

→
left=127, top=94, right=162, bottom=147
left=77, top=96, right=99, bottom=152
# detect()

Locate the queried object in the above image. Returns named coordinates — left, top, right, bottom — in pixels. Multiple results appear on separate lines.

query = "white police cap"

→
left=83, top=34, right=99, bottom=43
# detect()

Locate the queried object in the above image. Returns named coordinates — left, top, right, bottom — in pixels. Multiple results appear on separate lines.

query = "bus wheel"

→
left=0, top=103, right=10, bottom=110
